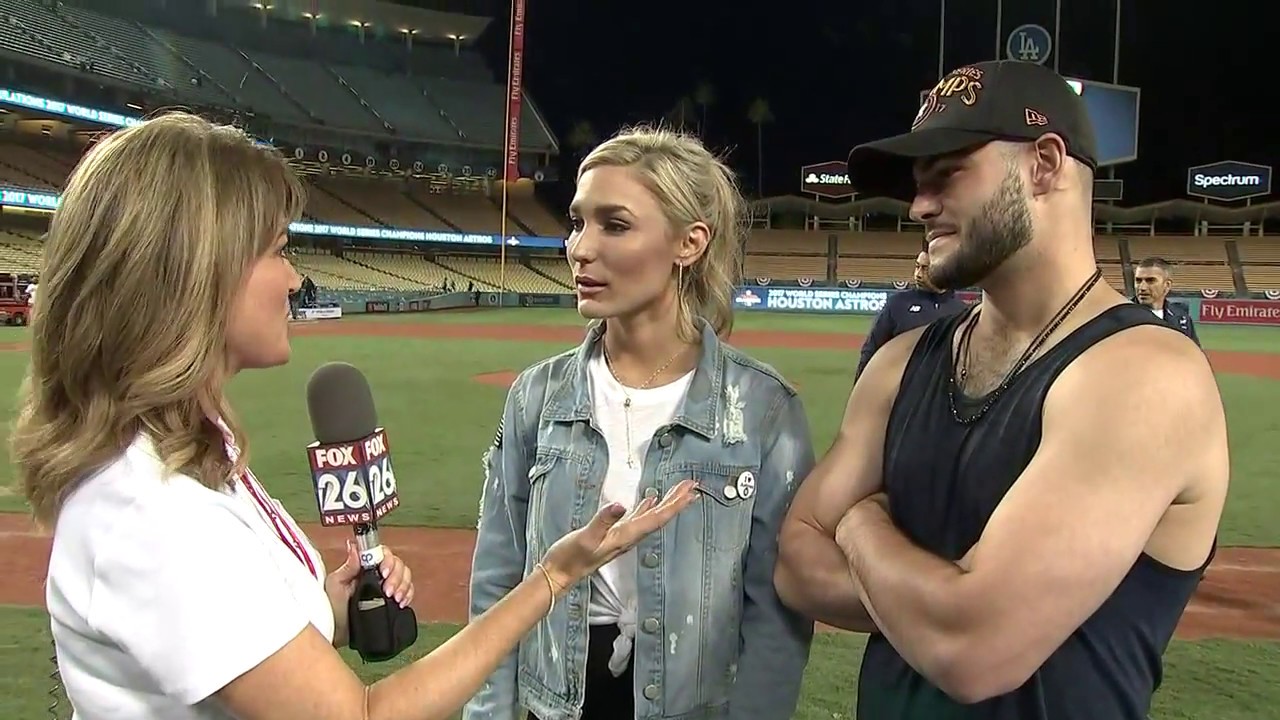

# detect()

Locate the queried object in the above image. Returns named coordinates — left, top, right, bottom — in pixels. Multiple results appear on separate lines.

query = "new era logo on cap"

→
left=847, top=60, right=1099, bottom=191
left=1025, top=108, right=1049, bottom=126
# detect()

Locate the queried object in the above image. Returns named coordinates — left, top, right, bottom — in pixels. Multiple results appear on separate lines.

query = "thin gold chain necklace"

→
left=602, top=343, right=687, bottom=468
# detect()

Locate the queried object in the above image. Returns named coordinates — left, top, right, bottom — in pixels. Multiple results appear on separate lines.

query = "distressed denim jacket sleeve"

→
left=462, top=369, right=536, bottom=720
left=727, top=387, right=818, bottom=718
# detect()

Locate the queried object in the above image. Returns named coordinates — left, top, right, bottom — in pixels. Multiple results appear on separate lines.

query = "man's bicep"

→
left=789, top=327, right=919, bottom=533
left=958, top=349, right=1211, bottom=668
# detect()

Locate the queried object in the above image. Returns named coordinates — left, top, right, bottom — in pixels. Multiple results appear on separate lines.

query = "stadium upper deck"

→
left=0, top=0, right=557, bottom=160
left=0, top=0, right=1275, bottom=297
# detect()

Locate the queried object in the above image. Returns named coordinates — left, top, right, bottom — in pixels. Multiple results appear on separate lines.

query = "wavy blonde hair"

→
left=11, top=112, right=305, bottom=528
left=577, top=125, right=746, bottom=341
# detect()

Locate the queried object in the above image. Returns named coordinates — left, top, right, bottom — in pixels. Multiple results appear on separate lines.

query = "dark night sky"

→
left=448, top=0, right=1271, bottom=207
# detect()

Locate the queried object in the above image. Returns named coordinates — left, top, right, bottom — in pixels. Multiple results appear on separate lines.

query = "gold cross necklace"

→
left=602, top=342, right=687, bottom=468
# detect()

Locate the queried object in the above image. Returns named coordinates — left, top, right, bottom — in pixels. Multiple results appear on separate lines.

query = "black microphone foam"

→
left=306, top=361, right=379, bottom=443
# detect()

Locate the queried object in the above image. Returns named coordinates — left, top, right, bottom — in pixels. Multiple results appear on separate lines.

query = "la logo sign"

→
left=1186, top=161, right=1272, bottom=202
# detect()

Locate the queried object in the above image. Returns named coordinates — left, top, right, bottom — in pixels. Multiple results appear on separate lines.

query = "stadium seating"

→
left=411, top=188, right=509, bottom=235
left=245, top=50, right=392, bottom=134
left=329, top=63, right=468, bottom=143
left=1127, top=235, right=1228, bottom=263
left=0, top=141, right=74, bottom=190
left=745, top=254, right=827, bottom=282
left=1243, top=266, right=1280, bottom=291
left=833, top=231, right=920, bottom=285
left=433, top=255, right=567, bottom=294
left=1163, top=264, right=1237, bottom=293
left=0, top=229, right=42, bottom=274
left=530, top=258, right=573, bottom=288
left=0, top=0, right=555, bottom=149
left=312, top=178, right=449, bottom=230
left=359, top=252, right=476, bottom=291
left=1238, top=237, right=1280, bottom=263
left=0, top=0, right=156, bottom=87
left=1237, top=238, right=1280, bottom=291
left=0, top=3, right=1273, bottom=304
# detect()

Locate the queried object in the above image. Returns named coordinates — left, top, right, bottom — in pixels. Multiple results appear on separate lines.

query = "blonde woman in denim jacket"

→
left=464, top=126, right=817, bottom=720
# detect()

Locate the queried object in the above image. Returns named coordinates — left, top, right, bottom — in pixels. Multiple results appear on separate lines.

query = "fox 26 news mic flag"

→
left=306, top=362, right=418, bottom=663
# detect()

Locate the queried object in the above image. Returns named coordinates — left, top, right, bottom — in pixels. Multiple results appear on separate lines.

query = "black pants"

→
left=529, top=624, right=634, bottom=720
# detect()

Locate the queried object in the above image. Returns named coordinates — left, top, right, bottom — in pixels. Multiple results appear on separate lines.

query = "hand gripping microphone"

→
left=306, top=361, right=418, bottom=663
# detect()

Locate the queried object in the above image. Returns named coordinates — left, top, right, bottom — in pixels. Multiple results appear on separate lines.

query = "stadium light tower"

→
left=400, top=28, right=418, bottom=53
left=250, top=2, right=273, bottom=29
left=351, top=20, right=371, bottom=44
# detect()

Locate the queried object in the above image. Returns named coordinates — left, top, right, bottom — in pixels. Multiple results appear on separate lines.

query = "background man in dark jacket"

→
left=854, top=250, right=968, bottom=379
left=1133, top=256, right=1201, bottom=347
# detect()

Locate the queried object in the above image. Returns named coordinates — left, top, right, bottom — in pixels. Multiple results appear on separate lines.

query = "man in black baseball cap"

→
left=845, top=60, right=1099, bottom=292
left=776, top=59, right=1227, bottom=720
left=848, top=61, right=1098, bottom=179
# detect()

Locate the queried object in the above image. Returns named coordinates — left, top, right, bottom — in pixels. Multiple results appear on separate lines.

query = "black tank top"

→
left=858, top=302, right=1216, bottom=720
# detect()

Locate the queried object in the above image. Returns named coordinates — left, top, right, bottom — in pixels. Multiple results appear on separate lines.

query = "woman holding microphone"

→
left=15, top=111, right=697, bottom=720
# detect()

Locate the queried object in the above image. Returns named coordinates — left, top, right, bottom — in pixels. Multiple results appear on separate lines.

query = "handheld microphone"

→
left=306, top=361, right=418, bottom=663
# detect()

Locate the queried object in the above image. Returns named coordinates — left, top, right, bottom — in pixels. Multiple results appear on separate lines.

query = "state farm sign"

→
left=800, top=160, right=854, bottom=199
left=1186, top=161, right=1272, bottom=202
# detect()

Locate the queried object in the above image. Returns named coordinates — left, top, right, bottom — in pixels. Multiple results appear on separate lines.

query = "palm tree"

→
left=566, top=120, right=598, bottom=160
left=664, top=96, right=698, bottom=132
left=746, top=97, right=774, bottom=198
left=693, top=81, right=715, bottom=137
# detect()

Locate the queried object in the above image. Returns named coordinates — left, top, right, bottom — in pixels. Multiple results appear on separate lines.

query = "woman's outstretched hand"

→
left=539, top=479, right=700, bottom=593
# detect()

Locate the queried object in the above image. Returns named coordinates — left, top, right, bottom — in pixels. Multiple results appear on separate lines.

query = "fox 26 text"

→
left=307, top=431, right=400, bottom=527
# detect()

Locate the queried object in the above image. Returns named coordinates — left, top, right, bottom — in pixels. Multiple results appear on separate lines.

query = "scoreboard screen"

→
left=919, top=76, right=1139, bottom=167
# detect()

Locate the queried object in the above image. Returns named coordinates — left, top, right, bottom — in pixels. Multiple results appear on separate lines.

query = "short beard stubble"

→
left=929, top=161, right=1035, bottom=291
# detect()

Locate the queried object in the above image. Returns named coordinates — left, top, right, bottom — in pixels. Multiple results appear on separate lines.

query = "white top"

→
left=1152, top=307, right=1165, bottom=319
left=25, top=283, right=37, bottom=303
left=585, top=349, right=692, bottom=676
left=45, top=427, right=333, bottom=719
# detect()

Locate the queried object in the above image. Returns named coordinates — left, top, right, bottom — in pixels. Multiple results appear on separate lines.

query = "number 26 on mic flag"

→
left=307, top=429, right=400, bottom=527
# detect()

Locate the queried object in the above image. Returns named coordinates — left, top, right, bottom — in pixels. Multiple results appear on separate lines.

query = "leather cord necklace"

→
left=949, top=267, right=1103, bottom=424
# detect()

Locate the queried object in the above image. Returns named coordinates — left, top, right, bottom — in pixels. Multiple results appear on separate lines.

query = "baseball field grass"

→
left=0, top=307, right=1275, bottom=719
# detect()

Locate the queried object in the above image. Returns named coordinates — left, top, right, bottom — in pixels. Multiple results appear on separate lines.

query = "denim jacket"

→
left=464, top=318, right=816, bottom=720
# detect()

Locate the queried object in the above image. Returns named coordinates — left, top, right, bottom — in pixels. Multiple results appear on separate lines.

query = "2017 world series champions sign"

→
left=733, top=286, right=890, bottom=314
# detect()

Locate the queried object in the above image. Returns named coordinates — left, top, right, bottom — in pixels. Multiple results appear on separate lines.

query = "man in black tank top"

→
left=774, top=61, right=1229, bottom=720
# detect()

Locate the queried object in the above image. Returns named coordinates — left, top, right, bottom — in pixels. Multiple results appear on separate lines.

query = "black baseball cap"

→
left=846, top=60, right=1098, bottom=189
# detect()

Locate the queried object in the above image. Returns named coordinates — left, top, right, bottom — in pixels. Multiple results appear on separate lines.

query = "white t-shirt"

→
left=585, top=349, right=692, bottom=674
left=45, top=429, right=333, bottom=719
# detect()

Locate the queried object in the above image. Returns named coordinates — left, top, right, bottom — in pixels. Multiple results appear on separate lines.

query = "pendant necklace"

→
left=950, top=267, right=1102, bottom=425
left=603, top=343, right=686, bottom=468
